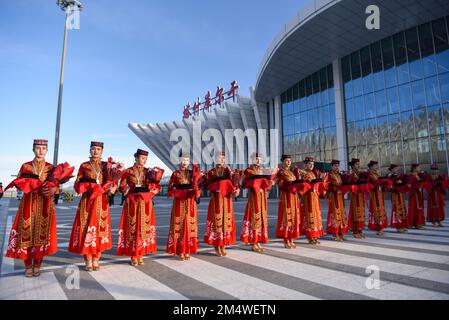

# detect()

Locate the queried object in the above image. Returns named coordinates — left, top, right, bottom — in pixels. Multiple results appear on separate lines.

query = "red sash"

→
left=208, top=179, right=234, bottom=196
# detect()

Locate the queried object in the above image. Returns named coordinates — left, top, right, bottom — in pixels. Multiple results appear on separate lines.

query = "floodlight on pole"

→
left=53, top=0, right=83, bottom=166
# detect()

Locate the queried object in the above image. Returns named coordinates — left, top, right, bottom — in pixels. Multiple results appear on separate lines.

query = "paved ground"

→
left=0, top=196, right=448, bottom=300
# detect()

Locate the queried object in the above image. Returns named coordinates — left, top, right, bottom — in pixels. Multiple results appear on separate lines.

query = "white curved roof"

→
left=255, top=0, right=449, bottom=102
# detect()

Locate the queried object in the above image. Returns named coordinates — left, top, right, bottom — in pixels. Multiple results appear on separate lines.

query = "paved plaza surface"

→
left=0, top=196, right=448, bottom=300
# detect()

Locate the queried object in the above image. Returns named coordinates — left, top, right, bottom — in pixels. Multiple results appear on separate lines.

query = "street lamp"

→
left=53, top=0, right=83, bottom=166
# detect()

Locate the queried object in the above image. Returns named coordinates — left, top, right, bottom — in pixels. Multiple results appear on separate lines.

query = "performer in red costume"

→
left=388, top=164, right=409, bottom=233
left=347, top=158, right=367, bottom=239
left=407, top=164, right=426, bottom=229
left=117, top=149, right=162, bottom=266
left=325, top=160, right=348, bottom=241
left=69, top=141, right=121, bottom=272
left=240, top=152, right=276, bottom=253
left=5, top=139, right=58, bottom=277
left=367, top=161, right=388, bottom=236
left=427, top=163, right=446, bottom=227
left=204, top=151, right=240, bottom=257
left=166, top=152, right=202, bottom=261
left=299, top=157, right=324, bottom=245
left=276, top=154, right=301, bottom=249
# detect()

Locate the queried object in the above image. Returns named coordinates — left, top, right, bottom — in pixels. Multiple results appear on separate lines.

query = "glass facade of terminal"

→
left=281, top=65, right=337, bottom=163
left=282, top=16, right=449, bottom=173
left=343, top=16, right=449, bottom=173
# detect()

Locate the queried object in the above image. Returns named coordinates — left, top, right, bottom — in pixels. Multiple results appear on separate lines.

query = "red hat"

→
left=281, top=154, right=292, bottom=161
left=368, top=160, right=378, bottom=168
left=331, top=159, right=340, bottom=165
left=135, top=149, right=149, bottom=156
left=33, top=139, right=48, bottom=146
left=410, top=163, right=420, bottom=172
left=303, top=156, right=315, bottom=164
left=90, top=141, right=104, bottom=148
left=431, top=163, right=439, bottom=170
left=388, top=164, right=398, bottom=171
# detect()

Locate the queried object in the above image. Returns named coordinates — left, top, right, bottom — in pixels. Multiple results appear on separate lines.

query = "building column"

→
left=273, top=95, right=282, bottom=160
left=332, top=58, right=348, bottom=171
left=272, top=95, right=282, bottom=198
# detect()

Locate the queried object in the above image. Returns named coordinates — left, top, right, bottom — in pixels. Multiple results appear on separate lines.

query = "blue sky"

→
left=0, top=0, right=308, bottom=185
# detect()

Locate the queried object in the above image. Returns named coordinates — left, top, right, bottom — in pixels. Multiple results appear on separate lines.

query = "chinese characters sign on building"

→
left=183, top=81, right=239, bottom=119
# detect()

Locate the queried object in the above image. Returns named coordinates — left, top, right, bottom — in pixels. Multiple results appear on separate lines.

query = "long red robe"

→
left=325, top=171, right=348, bottom=236
left=427, top=174, right=446, bottom=223
left=407, top=174, right=426, bottom=228
left=68, top=160, right=112, bottom=256
left=347, top=171, right=366, bottom=233
left=368, top=170, right=388, bottom=231
left=389, top=173, right=408, bottom=229
left=204, top=166, right=236, bottom=247
left=6, top=160, right=58, bottom=261
left=276, top=167, right=301, bottom=240
left=117, top=166, right=158, bottom=257
left=240, top=165, right=269, bottom=244
left=300, top=170, right=324, bottom=239
left=166, top=169, right=199, bottom=255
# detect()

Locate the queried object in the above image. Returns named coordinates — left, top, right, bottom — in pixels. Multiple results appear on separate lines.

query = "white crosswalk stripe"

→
left=263, top=243, right=449, bottom=285
left=357, top=235, right=449, bottom=252
left=0, top=271, right=67, bottom=300
left=1, top=216, right=14, bottom=276
left=89, top=264, right=187, bottom=300
left=225, top=248, right=449, bottom=300
left=313, top=238, right=449, bottom=263
left=380, top=231, right=449, bottom=243
left=155, top=256, right=319, bottom=300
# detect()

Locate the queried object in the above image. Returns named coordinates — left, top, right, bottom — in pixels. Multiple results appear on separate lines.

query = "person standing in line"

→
left=427, top=163, right=446, bottom=227
left=299, top=157, right=324, bottom=245
left=117, top=149, right=160, bottom=266
left=204, top=151, right=240, bottom=257
left=407, top=163, right=426, bottom=229
left=388, top=164, right=409, bottom=233
left=367, top=160, right=388, bottom=236
left=68, top=141, right=120, bottom=272
left=276, top=154, right=301, bottom=249
left=166, top=152, right=201, bottom=261
left=325, top=160, right=349, bottom=241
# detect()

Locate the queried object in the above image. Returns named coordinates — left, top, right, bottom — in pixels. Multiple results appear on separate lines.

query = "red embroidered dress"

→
left=166, top=169, right=199, bottom=255
left=117, top=165, right=158, bottom=257
left=407, top=174, right=426, bottom=228
left=325, top=171, right=348, bottom=236
left=68, top=160, right=112, bottom=256
left=240, top=165, right=270, bottom=244
left=300, top=170, right=324, bottom=239
left=204, top=165, right=237, bottom=247
left=347, top=170, right=367, bottom=233
left=276, top=167, right=301, bottom=240
left=427, top=174, right=446, bottom=223
left=389, top=173, right=408, bottom=229
left=6, top=160, right=58, bottom=261
left=367, top=170, right=388, bottom=231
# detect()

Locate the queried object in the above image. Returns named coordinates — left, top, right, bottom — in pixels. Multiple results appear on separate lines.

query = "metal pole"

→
left=53, top=7, right=70, bottom=166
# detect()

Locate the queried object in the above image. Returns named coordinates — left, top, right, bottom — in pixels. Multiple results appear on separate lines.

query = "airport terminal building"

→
left=131, top=0, right=449, bottom=174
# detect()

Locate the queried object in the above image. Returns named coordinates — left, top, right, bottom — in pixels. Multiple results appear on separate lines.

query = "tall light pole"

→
left=53, top=0, right=83, bottom=165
